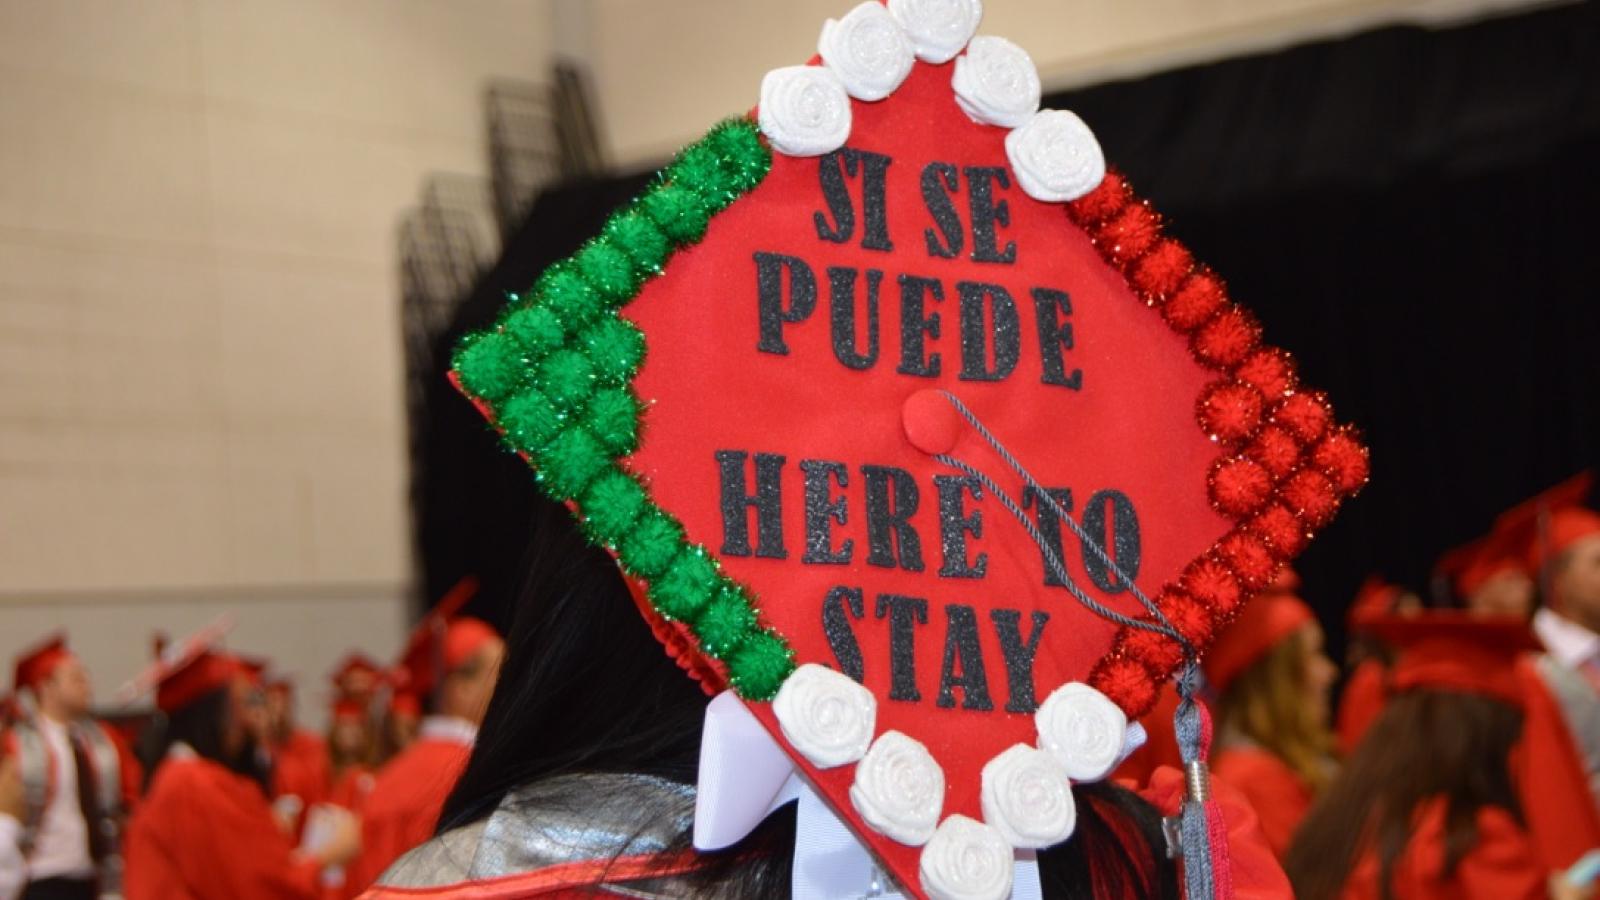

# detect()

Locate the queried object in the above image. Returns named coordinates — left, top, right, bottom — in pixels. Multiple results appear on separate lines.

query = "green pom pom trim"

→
left=618, top=509, right=684, bottom=580
left=574, top=238, right=640, bottom=306
left=651, top=545, right=719, bottom=622
left=454, top=330, right=527, bottom=403
left=586, top=386, right=640, bottom=455
left=537, top=348, right=595, bottom=411
left=582, top=317, right=646, bottom=386
left=497, top=386, right=562, bottom=454
left=639, top=184, right=711, bottom=246
left=693, top=581, right=758, bottom=659
left=452, top=116, right=783, bottom=701
left=602, top=210, right=670, bottom=277
left=727, top=629, right=795, bottom=701
left=532, top=426, right=609, bottom=500
left=501, top=304, right=566, bottom=357
left=537, top=263, right=603, bottom=330
left=579, top=469, right=648, bottom=547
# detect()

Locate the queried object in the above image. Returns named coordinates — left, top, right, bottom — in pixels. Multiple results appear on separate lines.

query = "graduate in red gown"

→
left=1205, top=572, right=1340, bottom=859
left=1286, top=614, right=1596, bottom=900
left=122, top=635, right=359, bottom=900
left=1334, top=576, right=1421, bottom=755
left=329, top=656, right=383, bottom=711
left=264, top=677, right=332, bottom=819
left=325, top=701, right=376, bottom=814
left=346, top=613, right=502, bottom=890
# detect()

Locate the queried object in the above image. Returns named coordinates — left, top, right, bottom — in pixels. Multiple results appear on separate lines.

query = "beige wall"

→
left=0, top=0, right=552, bottom=726
left=585, top=0, right=1553, bottom=166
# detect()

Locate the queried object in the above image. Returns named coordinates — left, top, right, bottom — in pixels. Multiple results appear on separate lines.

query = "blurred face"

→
left=1298, top=622, right=1338, bottom=729
left=442, top=638, right=506, bottom=725
left=1554, top=535, right=1600, bottom=633
left=387, top=710, right=419, bottom=750
left=1468, top=571, right=1535, bottom=620
left=265, top=689, right=292, bottom=734
left=224, top=677, right=264, bottom=760
left=39, top=656, right=92, bottom=720
left=331, top=718, right=366, bottom=757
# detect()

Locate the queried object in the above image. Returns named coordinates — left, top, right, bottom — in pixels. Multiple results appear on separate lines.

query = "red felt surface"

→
left=622, top=61, right=1231, bottom=890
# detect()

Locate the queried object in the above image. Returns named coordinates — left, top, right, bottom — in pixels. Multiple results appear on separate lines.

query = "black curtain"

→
left=414, top=1, right=1600, bottom=649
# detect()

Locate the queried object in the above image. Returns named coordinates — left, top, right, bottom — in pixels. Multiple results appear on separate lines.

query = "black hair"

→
left=440, top=496, right=1178, bottom=898
left=145, top=687, right=268, bottom=793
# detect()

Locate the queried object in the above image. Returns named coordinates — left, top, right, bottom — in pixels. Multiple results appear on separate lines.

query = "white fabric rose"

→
left=849, top=730, right=944, bottom=845
left=818, top=2, right=915, bottom=102
left=1004, top=109, right=1106, bottom=202
left=919, top=815, right=1014, bottom=900
left=759, top=65, right=853, bottom=157
left=952, top=36, right=1039, bottom=128
left=887, top=0, right=983, bottom=64
left=980, top=744, right=1076, bottom=848
left=1035, top=682, right=1127, bottom=781
left=771, top=663, right=876, bottom=768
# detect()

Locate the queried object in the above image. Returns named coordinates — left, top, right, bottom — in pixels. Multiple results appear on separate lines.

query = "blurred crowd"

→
left=2, top=472, right=1599, bottom=900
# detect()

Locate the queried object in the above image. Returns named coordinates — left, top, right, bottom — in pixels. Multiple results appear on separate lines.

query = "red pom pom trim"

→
left=1117, top=620, right=1185, bottom=678
left=1234, top=348, right=1298, bottom=400
left=1280, top=469, right=1341, bottom=527
left=1096, top=202, right=1161, bottom=267
left=1244, top=426, right=1302, bottom=480
left=1311, top=426, right=1370, bottom=495
left=1089, top=656, right=1159, bottom=719
left=1197, top=381, right=1265, bottom=445
left=1158, top=589, right=1217, bottom=648
left=1209, top=456, right=1273, bottom=517
left=1249, top=503, right=1307, bottom=558
left=1066, top=171, right=1132, bottom=226
left=1130, top=239, right=1194, bottom=301
left=1182, top=556, right=1244, bottom=618
left=1192, top=305, right=1262, bottom=371
left=1272, top=391, right=1334, bottom=445
left=1162, top=270, right=1227, bottom=333
left=1217, top=530, right=1280, bottom=591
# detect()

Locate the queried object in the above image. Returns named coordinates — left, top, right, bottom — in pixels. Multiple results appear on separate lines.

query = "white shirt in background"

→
left=1534, top=608, right=1600, bottom=669
left=27, top=717, right=94, bottom=881
left=0, top=813, right=26, bottom=900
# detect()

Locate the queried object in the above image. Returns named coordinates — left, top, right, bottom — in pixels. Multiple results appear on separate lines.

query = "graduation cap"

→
left=13, top=632, right=73, bottom=695
left=1360, top=611, right=1538, bottom=706
left=393, top=577, right=498, bottom=700
left=449, top=3, right=1366, bottom=896
left=1202, top=572, right=1315, bottom=695
left=331, top=699, right=367, bottom=724
left=1435, top=532, right=1529, bottom=603
left=330, top=653, right=384, bottom=698
left=1346, top=575, right=1406, bottom=633
left=118, top=618, right=240, bottom=715
left=1478, top=472, right=1598, bottom=612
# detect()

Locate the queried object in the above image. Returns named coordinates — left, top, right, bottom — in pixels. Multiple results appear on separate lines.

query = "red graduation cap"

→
left=1346, top=575, right=1403, bottom=632
left=1360, top=611, right=1537, bottom=706
left=331, top=653, right=384, bottom=697
left=234, top=653, right=270, bottom=689
left=331, top=699, right=367, bottom=723
left=387, top=690, right=421, bottom=719
left=1202, top=575, right=1316, bottom=695
left=393, top=577, right=496, bottom=699
left=449, top=4, right=1365, bottom=895
left=13, top=633, right=73, bottom=694
left=1435, top=531, right=1528, bottom=602
left=1479, top=472, right=1598, bottom=612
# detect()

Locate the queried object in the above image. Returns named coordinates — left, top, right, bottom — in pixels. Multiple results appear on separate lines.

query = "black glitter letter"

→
left=827, top=267, right=881, bottom=370
left=801, top=459, right=853, bottom=565
left=964, top=166, right=1016, bottom=264
left=755, top=252, right=817, bottom=355
left=921, top=162, right=962, bottom=259
left=937, top=604, right=993, bottom=710
left=896, top=274, right=943, bottom=378
left=1081, top=489, right=1141, bottom=594
left=814, top=150, right=856, bottom=244
left=715, top=450, right=787, bottom=559
left=862, top=464, right=925, bottom=572
left=957, top=281, right=1020, bottom=382
left=935, top=475, right=987, bottom=579
left=991, top=609, right=1049, bottom=712
left=823, top=585, right=867, bottom=682
left=1022, top=485, right=1075, bottom=587
left=875, top=593, right=928, bottom=702
left=1032, top=287, right=1083, bottom=389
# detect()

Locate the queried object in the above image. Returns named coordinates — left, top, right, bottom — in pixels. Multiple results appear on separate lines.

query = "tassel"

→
left=1173, top=662, right=1232, bottom=900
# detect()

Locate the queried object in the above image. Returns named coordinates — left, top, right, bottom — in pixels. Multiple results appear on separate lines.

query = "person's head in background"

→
left=1344, top=577, right=1422, bottom=668
left=14, top=636, right=93, bottom=723
left=1541, top=508, right=1600, bottom=634
left=327, top=700, right=374, bottom=774
left=263, top=679, right=298, bottom=744
left=436, top=499, right=1182, bottom=899
left=1283, top=617, right=1541, bottom=900
left=435, top=619, right=504, bottom=726
left=150, top=652, right=267, bottom=790
left=1207, top=575, right=1339, bottom=788
left=380, top=691, right=421, bottom=761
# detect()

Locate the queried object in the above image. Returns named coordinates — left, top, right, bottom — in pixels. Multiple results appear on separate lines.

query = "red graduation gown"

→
left=1335, top=658, right=1388, bottom=756
left=1339, top=799, right=1545, bottom=900
left=347, top=736, right=470, bottom=890
left=274, top=729, right=332, bottom=809
left=1211, top=746, right=1314, bottom=860
left=124, top=754, right=323, bottom=900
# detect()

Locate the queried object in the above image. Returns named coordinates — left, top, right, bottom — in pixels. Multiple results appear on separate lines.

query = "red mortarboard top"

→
left=1361, top=612, right=1539, bottom=706
left=394, top=577, right=493, bottom=698
left=13, top=633, right=72, bottom=694
left=447, top=7, right=1366, bottom=895
left=331, top=653, right=383, bottom=690
left=115, top=618, right=238, bottom=714
left=1435, top=531, right=1528, bottom=601
left=1203, top=587, right=1316, bottom=695
left=1489, top=471, right=1596, bottom=573
left=1347, top=575, right=1402, bottom=631
left=387, top=691, right=421, bottom=718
